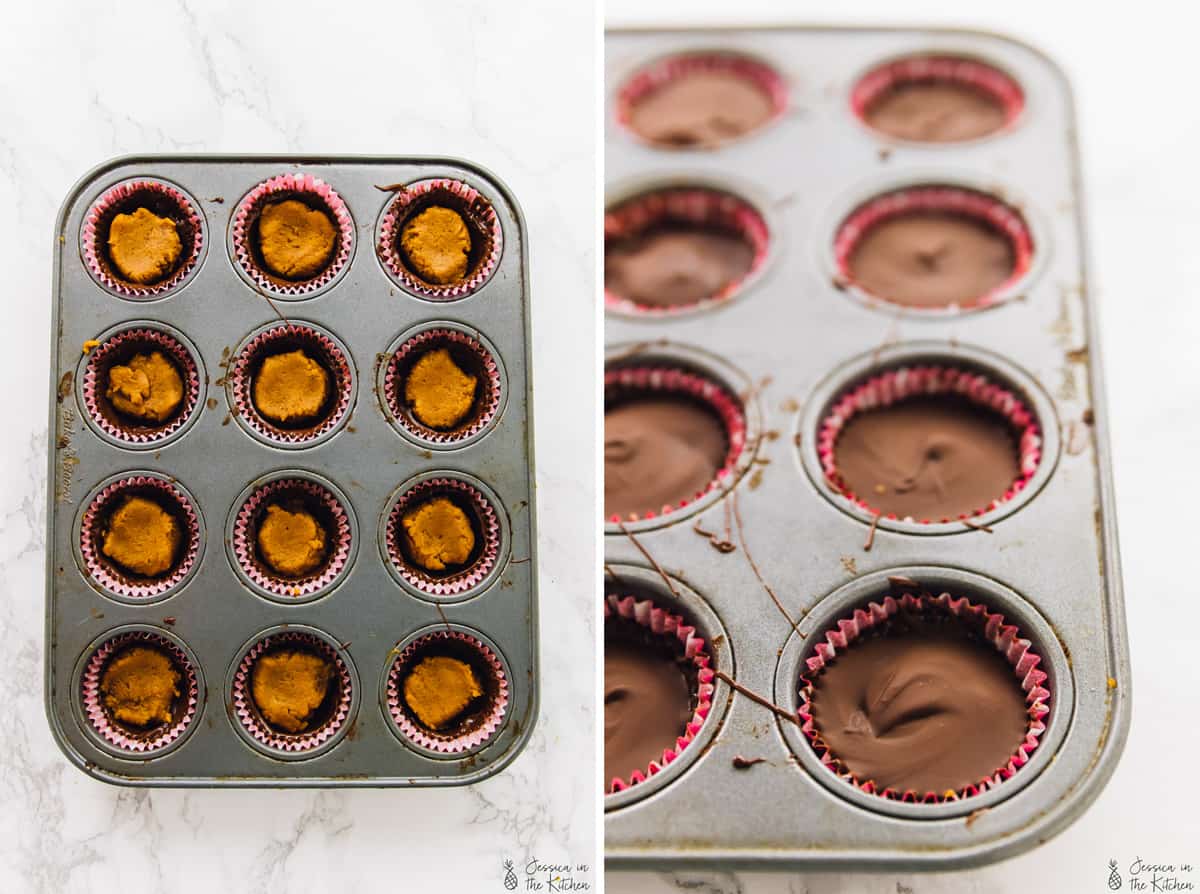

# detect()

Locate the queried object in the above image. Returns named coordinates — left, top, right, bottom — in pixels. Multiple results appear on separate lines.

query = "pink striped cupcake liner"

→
left=228, top=321, right=354, bottom=447
left=81, top=178, right=205, bottom=298
left=383, top=476, right=503, bottom=598
left=230, top=172, right=354, bottom=297
left=798, top=588, right=1051, bottom=803
left=605, top=187, right=771, bottom=316
left=78, top=473, right=203, bottom=601
left=382, top=327, right=504, bottom=445
left=79, top=325, right=203, bottom=446
left=834, top=185, right=1034, bottom=311
left=377, top=178, right=502, bottom=300
left=605, top=592, right=715, bottom=794
left=817, top=363, right=1042, bottom=524
left=231, top=630, right=354, bottom=755
left=230, top=476, right=354, bottom=601
left=616, top=52, right=788, bottom=146
left=385, top=628, right=509, bottom=756
left=852, top=55, right=1024, bottom=135
left=79, top=628, right=201, bottom=756
left=605, top=364, right=748, bottom=523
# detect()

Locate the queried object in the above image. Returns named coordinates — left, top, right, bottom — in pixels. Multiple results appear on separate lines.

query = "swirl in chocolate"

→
left=606, top=224, right=754, bottom=308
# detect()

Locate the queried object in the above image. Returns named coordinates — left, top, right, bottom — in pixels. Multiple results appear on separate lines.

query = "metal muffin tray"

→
left=45, top=155, right=538, bottom=786
left=604, top=27, right=1129, bottom=869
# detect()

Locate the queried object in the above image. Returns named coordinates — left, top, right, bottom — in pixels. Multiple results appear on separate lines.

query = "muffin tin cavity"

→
left=379, top=322, right=507, bottom=449
left=774, top=567, right=1071, bottom=820
left=616, top=51, right=788, bottom=149
left=77, top=321, right=205, bottom=449
left=376, top=178, right=503, bottom=301
left=605, top=344, right=757, bottom=530
left=226, top=320, right=357, bottom=449
left=605, top=183, right=772, bottom=316
left=226, top=471, right=358, bottom=604
left=382, top=624, right=511, bottom=759
left=74, top=625, right=204, bottom=760
left=830, top=181, right=1037, bottom=314
left=852, top=54, right=1024, bottom=144
left=380, top=471, right=509, bottom=603
left=604, top=564, right=731, bottom=811
left=81, top=177, right=207, bottom=299
left=800, top=342, right=1058, bottom=534
left=49, top=158, right=537, bottom=787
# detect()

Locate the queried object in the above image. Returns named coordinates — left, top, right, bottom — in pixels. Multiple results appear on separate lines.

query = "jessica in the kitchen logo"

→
left=1109, top=856, right=1196, bottom=891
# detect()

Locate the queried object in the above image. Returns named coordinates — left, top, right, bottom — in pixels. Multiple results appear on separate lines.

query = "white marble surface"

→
left=0, top=1, right=597, bottom=890
left=606, top=1, right=1200, bottom=892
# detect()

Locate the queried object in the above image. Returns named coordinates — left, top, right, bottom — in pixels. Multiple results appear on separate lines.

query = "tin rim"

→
left=774, top=566, right=1072, bottom=820
left=378, top=321, right=508, bottom=450
left=226, top=470, right=358, bottom=604
left=797, top=341, right=1060, bottom=535
left=604, top=565, right=733, bottom=811
left=73, top=624, right=204, bottom=760
left=76, top=320, right=206, bottom=450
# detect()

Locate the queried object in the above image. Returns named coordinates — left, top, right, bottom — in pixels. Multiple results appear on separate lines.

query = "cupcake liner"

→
left=605, top=364, right=747, bottom=522
left=385, top=628, right=509, bottom=755
left=79, top=474, right=202, bottom=600
left=377, top=178, right=502, bottom=300
left=615, top=52, right=789, bottom=144
left=231, top=630, right=353, bottom=753
left=816, top=363, right=1042, bottom=523
left=604, top=592, right=715, bottom=794
left=81, top=178, right=205, bottom=298
left=382, top=327, right=503, bottom=444
left=228, top=322, right=354, bottom=446
left=80, top=629, right=200, bottom=755
left=797, top=588, right=1051, bottom=803
left=852, top=55, right=1025, bottom=132
left=231, top=477, right=353, bottom=600
left=834, top=185, right=1034, bottom=310
left=384, top=477, right=502, bottom=597
left=230, top=172, right=354, bottom=296
left=605, top=188, right=771, bottom=315
left=80, top=325, right=203, bottom=446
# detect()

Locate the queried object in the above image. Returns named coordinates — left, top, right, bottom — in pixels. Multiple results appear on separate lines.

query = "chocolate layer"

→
left=848, top=210, right=1014, bottom=308
left=809, top=612, right=1028, bottom=794
left=865, top=81, right=1007, bottom=143
left=605, top=396, right=727, bottom=519
left=606, top=224, right=755, bottom=308
left=834, top=394, right=1019, bottom=520
left=628, top=70, right=774, bottom=148
left=605, top=622, right=693, bottom=787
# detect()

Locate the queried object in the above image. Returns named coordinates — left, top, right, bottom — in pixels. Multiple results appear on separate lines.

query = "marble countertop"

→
left=0, top=1, right=596, bottom=890
left=607, top=1, right=1200, bottom=892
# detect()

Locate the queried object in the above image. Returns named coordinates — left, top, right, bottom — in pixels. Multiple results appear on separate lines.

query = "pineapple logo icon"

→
left=503, top=859, right=519, bottom=891
left=1108, top=859, right=1122, bottom=890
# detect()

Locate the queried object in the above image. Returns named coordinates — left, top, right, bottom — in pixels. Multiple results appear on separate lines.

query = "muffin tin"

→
left=45, top=155, right=538, bottom=786
left=604, top=27, right=1129, bottom=869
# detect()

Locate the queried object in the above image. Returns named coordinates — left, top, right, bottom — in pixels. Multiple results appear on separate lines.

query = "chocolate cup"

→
left=377, top=179, right=503, bottom=300
left=78, top=323, right=204, bottom=449
left=81, top=178, right=206, bottom=299
left=605, top=186, right=771, bottom=315
left=832, top=184, right=1035, bottom=313
left=228, top=627, right=357, bottom=759
left=380, top=473, right=506, bottom=602
left=381, top=325, right=505, bottom=447
left=228, top=473, right=356, bottom=604
left=77, top=626, right=203, bottom=758
left=76, top=472, right=204, bottom=603
left=797, top=587, right=1050, bottom=804
left=853, top=54, right=1024, bottom=143
left=616, top=51, right=788, bottom=149
left=227, top=321, right=355, bottom=448
left=229, top=172, right=355, bottom=298
left=383, top=625, right=510, bottom=757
